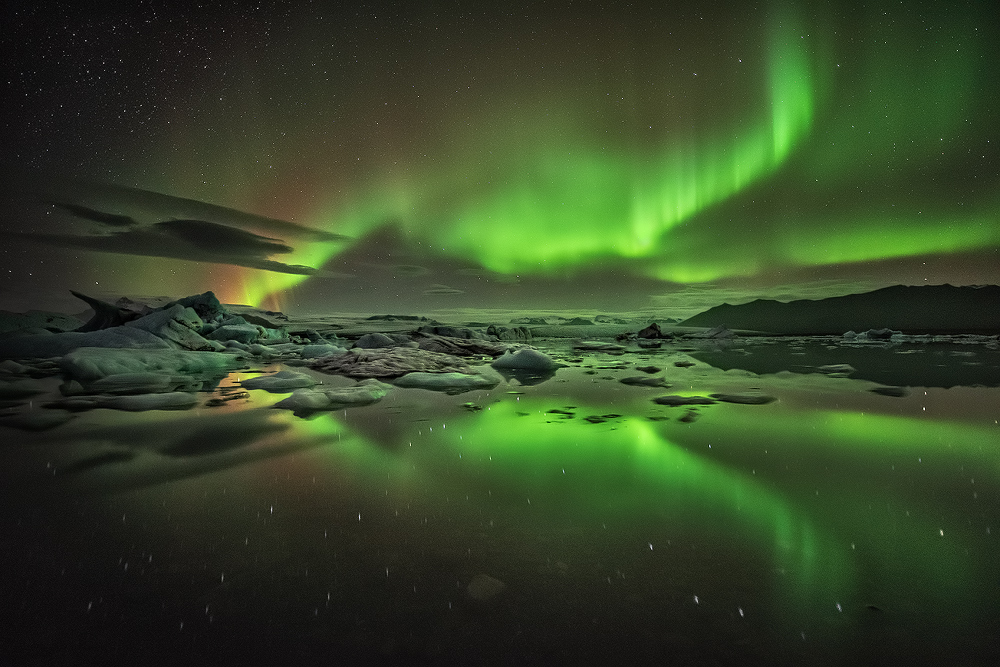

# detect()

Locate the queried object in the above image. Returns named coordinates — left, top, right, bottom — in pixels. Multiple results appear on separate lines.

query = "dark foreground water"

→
left=3, top=339, right=999, bottom=665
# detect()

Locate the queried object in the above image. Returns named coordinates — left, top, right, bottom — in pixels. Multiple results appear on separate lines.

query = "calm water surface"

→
left=3, top=340, right=998, bottom=665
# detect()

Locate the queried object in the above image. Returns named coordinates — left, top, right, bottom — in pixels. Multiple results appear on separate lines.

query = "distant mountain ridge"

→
left=679, top=284, right=1000, bottom=334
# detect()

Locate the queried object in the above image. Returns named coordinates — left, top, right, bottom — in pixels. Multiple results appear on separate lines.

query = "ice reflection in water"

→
left=2, top=345, right=998, bottom=664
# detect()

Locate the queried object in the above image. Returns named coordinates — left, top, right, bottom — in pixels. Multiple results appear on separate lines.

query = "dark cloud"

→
left=2, top=172, right=349, bottom=243
left=23, top=218, right=317, bottom=275
left=50, top=202, right=137, bottom=227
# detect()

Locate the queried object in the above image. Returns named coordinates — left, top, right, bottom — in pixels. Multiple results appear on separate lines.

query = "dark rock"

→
left=169, top=291, right=227, bottom=323
left=619, top=376, right=670, bottom=387
left=709, top=393, right=777, bottom=405
left=115, top=296, right=155, bottom=317
left=413, top=332, right=507, bottom=356
left=637, top=340, right=662, bottom=349
left=652, top=395, right=717, bottom=406
left=857, top=328, right=901, bottom=341
left=584, top=413, right=623, bottom=424
left=510, top=317, right=548, bottom=325
left=678, top=409, right=700, bottom=423
left=366, top=314, right=429, bottom=322
left=562, top=317, right=594, bottom=326
left=869, top=386, right=909, bottom=397
left=311, top=347, right=478, bottom=379
left=416, top=325, right=490, bottom=340
left=674, top=360, right=696, bottom=368
left=72, top=290, right=140, bottom=331
left=486, top=324, right=532, bottom=341
left=638, top=323, right=663, bottom=339
left=636, top=365, right=662, bottom=373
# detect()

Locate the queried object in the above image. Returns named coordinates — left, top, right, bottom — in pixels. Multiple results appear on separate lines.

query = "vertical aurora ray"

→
left=421, top=6, right=819, bottom=273
left=246, top=3, right=820, bottom=307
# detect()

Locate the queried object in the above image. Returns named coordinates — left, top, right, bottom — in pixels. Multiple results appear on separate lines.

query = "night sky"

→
left=2, top=1, right=999, bottom=316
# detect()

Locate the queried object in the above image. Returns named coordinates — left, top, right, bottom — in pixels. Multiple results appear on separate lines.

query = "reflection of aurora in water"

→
left=289, top=388, right=995, bottom=637
left=3, top=354, right=998, bottom=662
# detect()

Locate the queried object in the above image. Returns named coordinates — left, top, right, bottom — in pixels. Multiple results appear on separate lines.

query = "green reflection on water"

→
left=291, top=385, right=997, bottom=637
left=295, top=397, right=854, bottom=623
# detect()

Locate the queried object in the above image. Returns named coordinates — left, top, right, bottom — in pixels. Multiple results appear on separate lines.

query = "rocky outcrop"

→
left=310, top=347, right=480, bottom=379
left=638, top=323, right=663, bottom=339
left=486, top=324, right=532, bottom=342
left=411, top=332, right=507, bottom=356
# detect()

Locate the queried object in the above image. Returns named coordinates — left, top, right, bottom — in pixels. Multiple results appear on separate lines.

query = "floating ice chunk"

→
left=392, top=369, right=502, bottom=393
left=272, top=379, right=391, bottom=413
left=50, top=392, right=199, bottom=412
left=61, top=347, right=249, bottom=384
left=241, top=370, right=317, bottom=391
left=491, top=348, right=561, bottom=371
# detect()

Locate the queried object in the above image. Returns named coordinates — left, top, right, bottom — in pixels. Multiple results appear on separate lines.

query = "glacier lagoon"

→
left=3, top=331, right=998, bottom=665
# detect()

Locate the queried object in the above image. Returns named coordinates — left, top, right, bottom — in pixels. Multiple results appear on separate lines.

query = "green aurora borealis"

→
left=2, top=0, right=999, bottom=311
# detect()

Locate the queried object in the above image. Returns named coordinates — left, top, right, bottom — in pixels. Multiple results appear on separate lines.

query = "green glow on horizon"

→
left=782, top=215, right=1000, bottom=267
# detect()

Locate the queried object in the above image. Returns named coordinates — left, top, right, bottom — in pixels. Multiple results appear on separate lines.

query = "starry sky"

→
left=2, top=0, right=999, bottom=316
